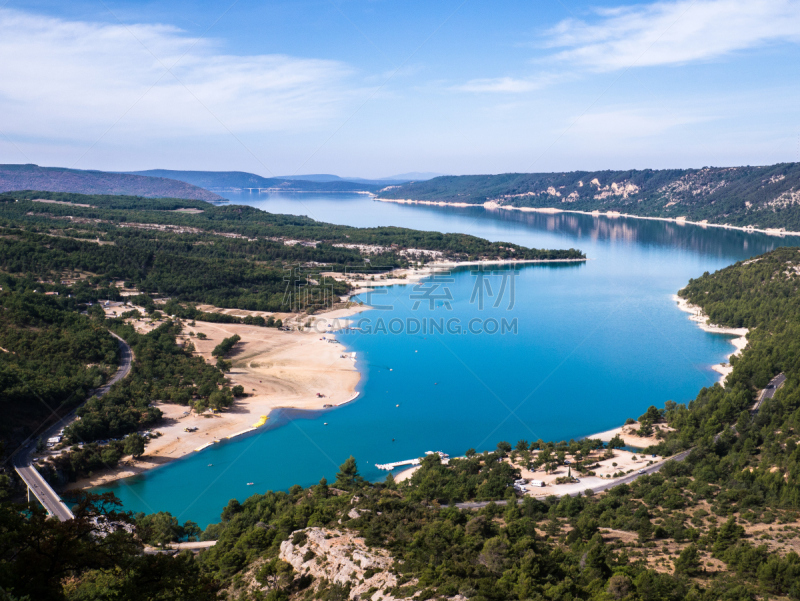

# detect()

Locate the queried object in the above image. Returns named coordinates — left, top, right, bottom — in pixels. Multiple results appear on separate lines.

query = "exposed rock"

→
left=593, top=181, right=640, bottom=200
left=279, top=527, right=403, bottom=600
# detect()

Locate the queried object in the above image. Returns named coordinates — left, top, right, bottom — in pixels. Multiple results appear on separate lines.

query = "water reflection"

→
left=408, top=203, right=798, bottom=260
left=220, top=191, right=800, bottom=263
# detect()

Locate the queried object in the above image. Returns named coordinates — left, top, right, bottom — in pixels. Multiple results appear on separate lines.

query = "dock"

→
left=227, top=428, right=255, bottom=439
left=375, top=458, right=421, bottom=471
left=376, top=451, right=450, bottom=471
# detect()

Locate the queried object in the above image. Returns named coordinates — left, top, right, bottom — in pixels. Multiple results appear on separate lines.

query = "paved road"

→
left=454, top=449, right=693, bottom=510
left=13, top=332, right=133, bottom=521
left=752, top=373, right=786, bottom=414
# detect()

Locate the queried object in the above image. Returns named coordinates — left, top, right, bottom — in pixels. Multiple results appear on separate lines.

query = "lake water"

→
left=98, top=192, right=800, bottom=527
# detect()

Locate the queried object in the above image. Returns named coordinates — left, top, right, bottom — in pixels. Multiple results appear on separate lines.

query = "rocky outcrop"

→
left=279, top=527, right=401, bottom=600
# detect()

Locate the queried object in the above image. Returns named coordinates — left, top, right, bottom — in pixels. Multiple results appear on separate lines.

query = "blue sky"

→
left=1, top=0, right=799, bottom=177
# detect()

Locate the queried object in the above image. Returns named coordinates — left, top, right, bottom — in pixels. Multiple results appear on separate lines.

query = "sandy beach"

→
left=67, top=304, right=368, bottom=491
left=589, top=421, right=673, bottom=449
left=672, top=294, right=749, bottom=384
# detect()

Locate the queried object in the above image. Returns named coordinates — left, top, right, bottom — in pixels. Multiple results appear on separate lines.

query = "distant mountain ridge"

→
left=0, top=164, right=224, bottom=201
left=127, top=169, right=381, bottom=192
left=278, top=174, right=411, bottom=186
left=277, top=172, right=443, bottom=185
left=377, top=163, right=800, bottom=231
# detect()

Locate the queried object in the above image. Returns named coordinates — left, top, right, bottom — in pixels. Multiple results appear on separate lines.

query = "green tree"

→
left=136, top=511, right=199, bottom=547
left=124, top=433, right=146, bottom=458
left=334, top=456, right=362, bottom=489
left=608, top=434, right=625, bottom=449
left=674, top=543, right=702, bottom=576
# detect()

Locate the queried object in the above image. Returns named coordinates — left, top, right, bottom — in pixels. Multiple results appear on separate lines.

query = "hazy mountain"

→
left=129, top=169, right=381, bottom=192
left=279, top=173, right=418, bottom=186
left=381, top=171, right=443, bottom=181
left=0, top=164, right=223, bottom=201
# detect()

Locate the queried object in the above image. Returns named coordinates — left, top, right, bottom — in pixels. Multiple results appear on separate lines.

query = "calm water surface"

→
left=98, top=192, right=800, bottom=527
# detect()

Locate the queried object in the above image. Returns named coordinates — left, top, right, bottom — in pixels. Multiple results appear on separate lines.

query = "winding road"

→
left=13, top=332, right=133, bottom=521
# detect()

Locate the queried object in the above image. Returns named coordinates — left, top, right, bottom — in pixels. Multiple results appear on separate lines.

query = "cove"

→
left=97, top=192, right=800, bottom=528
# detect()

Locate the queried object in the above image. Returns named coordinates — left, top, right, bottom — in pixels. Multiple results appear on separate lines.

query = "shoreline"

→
left=74, top=257, right=583, bottom=492
left=376, top=197, right=800, bottom=238
left=69, top=303, right=369, bottom=492
left=324, top=257, right=587, bottom=300
left=672, top=294, right=749, bottom=385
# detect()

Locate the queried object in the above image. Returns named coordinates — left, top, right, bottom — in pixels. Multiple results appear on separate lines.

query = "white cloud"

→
left=545, top=0, right=800, bottom=71
left=457, top=77, right=542, bottom=93
left=0, top=8, right=357, bottom=142
left=455, top=73, right=567, bottom=94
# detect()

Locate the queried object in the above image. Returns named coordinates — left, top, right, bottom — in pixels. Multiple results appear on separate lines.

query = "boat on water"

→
left=246, top=482, right=254, bottom=486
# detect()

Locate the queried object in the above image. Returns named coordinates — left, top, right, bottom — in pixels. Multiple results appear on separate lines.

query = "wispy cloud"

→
left=455, top=73, right=566, bottom=94
left=545, top=0, right=800, bottom=72
left=0, top=8, right=357, bottom=142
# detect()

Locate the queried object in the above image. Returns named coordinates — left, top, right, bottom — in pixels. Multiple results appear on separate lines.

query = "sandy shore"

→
left=672, top=294, right=749, bottom=385
left=67, top=304, right=368, bottom=491
left=588, top=421, right=673, bottom=449
left=378, top=197, right=800, bottom=238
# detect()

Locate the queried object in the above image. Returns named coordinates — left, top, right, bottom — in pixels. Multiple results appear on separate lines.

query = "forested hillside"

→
left=378, top=163, right=800, bottom=231
left=0, top=191, right=582, bottom=313
left=0, top=284, right=119, bottom=439
left=0, top=164, right=223, bottom=201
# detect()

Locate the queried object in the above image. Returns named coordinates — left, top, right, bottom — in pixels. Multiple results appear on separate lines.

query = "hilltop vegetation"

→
left=0, top=191, right=582, bottom=314
left=0, top=164, right=223, bottom=201
left=378, top=163, right=800, bottom=231
left=0, top=283, right=119, bottom=439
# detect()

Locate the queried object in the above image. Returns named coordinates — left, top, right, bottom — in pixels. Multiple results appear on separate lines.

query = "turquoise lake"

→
left=98, top=192, right=800, bottom=528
